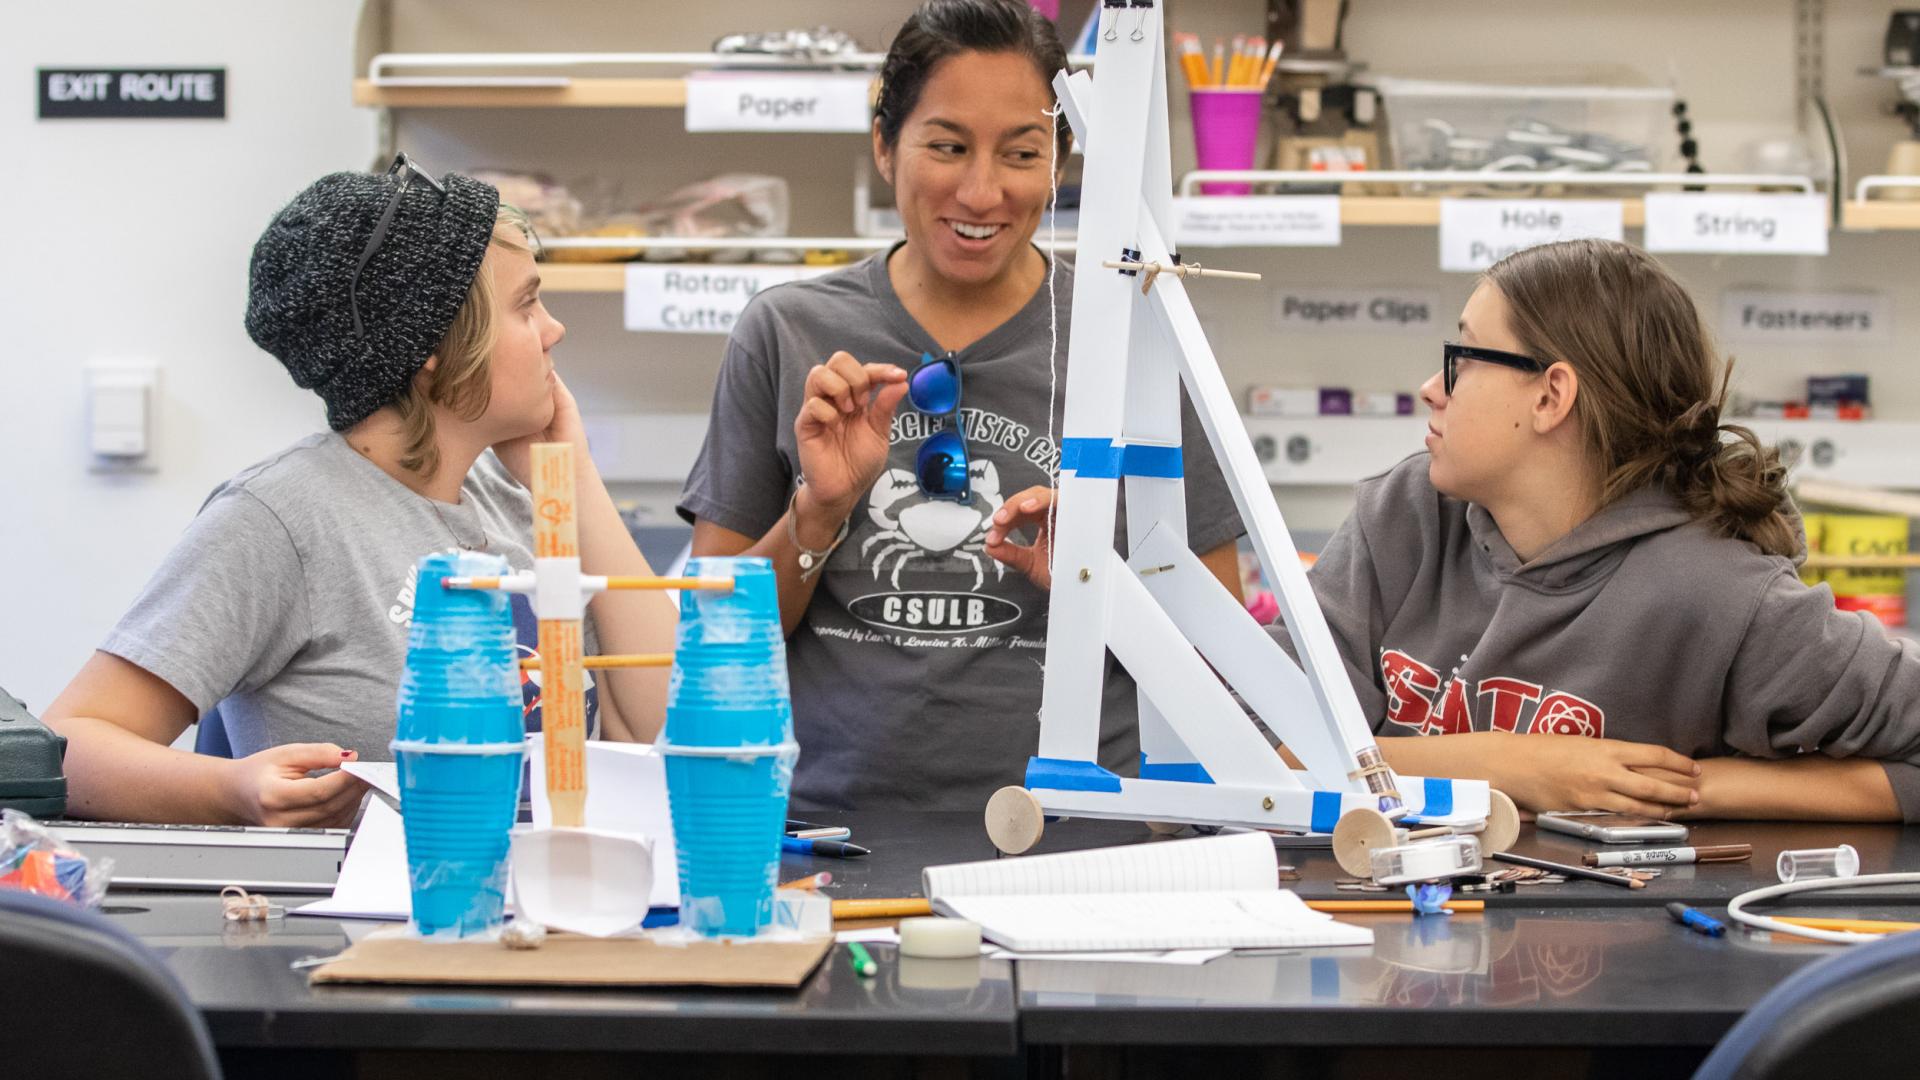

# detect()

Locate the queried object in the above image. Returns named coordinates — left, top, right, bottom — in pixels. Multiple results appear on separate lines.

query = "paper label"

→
left=1438, top=200, right=1624, bottom=272
left=684, top=72, right=872, bottom=133
left=1172, top=195, right=1341, bottom=247
left=624, top=265, right=824, bottom=334
left=1643, top=193, right=1828, bottom=255
left=1720, top=290, right=1890, bottom=345
left=1271, top=287, right=1439, bottom=333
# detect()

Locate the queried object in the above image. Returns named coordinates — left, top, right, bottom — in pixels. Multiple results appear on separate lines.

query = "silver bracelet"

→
left=785, top=485, right=849, bottom=582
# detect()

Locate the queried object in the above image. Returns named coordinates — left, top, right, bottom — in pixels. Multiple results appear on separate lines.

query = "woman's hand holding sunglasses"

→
left=795, top=352, right=910, bottom=523
left=985, top=485, right=1057, bottom=590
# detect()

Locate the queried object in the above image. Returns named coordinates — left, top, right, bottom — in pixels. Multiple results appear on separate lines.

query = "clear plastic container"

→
left=1776, top=844, right=1860, bottom=883
left=1374, top=75, right=1676, bottom=195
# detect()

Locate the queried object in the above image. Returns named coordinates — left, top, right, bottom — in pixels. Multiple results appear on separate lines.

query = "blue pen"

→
left=1667, top=902, right=1726, bottom=938
left=781, top=837, right=871, bottom=858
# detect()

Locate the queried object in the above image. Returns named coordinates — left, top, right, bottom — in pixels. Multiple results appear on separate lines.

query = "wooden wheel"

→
left=985, top=786, right=1045, bottom=855
left=1481, top=789, right=1521, bottom=855
left=1145, top=820, right=1188, bottom=836
left=1332, top=807, right=1398, bottom=878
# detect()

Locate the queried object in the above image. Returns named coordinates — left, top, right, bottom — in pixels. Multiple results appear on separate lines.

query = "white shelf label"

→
left=624, top=265, right=824, bottom=334
left=1171, top=195, right=1341, bottom=247
left=1438, top=199, right=1624, bottom=272
left=1643, top=193, right=1828, bottom=255
left=1720, top=289, right=1889, bottom=345
left=1271, top=287, right=1439, bottom=334
left=684, top=72, right=872, bottom=133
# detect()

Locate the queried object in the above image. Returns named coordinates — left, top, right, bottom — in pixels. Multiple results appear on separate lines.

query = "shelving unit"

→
left=1840, top=176, right=1920, bottom=231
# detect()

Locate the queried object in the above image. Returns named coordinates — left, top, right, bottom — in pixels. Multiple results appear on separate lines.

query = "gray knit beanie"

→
left=245, top=163, right=501, bottom=431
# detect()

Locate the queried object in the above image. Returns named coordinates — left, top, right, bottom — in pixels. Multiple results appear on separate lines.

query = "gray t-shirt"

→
left=103, top=432, right=598, bottom=760
left=678, top=248, right=1244, bottom=810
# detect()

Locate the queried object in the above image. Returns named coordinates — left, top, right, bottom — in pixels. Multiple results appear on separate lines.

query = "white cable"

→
left=1725, top=872, right=1920, bottom=945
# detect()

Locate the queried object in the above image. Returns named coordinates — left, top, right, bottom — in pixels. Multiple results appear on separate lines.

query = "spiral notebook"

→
left=922, top=832, right=1372, bottom=953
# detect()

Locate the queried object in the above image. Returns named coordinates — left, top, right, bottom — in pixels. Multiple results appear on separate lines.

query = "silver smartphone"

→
left=1535, top=810, right=1689, bottom=844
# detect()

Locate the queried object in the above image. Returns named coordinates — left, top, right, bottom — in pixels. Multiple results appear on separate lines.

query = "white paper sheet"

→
left=526, top=739, right=679, bottom=909
left=341, top=761, right=398, bottom=801
left=291, top=797, right=411, bottom=920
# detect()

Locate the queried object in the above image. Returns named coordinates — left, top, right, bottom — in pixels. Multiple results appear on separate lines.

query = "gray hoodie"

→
left=1279, top=452, right=1920, bottom=820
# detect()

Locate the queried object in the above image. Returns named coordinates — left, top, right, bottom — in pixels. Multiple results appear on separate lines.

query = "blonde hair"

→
left=1484, top=239, right=1798, bottom=559
left=395, top=203, right=537, bottom=478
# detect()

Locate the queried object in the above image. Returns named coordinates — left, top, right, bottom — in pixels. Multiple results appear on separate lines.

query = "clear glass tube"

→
left=1776, top=844, right=1860, bottom=883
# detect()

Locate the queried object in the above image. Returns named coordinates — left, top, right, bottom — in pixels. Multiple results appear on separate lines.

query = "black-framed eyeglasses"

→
left=1442, top=341, right=1549, bottom=396
left=348, top=152, right=448, bottom=340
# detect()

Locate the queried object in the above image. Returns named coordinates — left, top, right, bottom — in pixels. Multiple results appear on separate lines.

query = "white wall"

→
left=0, top=2, right=374, bottom=712
left=7, top=0, right=1920, bottom=713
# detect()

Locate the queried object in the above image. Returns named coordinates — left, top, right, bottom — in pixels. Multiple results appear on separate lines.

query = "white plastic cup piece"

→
left=509, top=827, right=655, bottom=937
left=1775, top=844, right=1859, bottom=883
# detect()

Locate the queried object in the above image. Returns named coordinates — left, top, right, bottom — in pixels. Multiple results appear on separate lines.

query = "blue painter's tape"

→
left=1311, top=790, right=1342, bottom=834
left=1422, top=776, right=1454, bottom=818
left=1139, top=753, right=1214, bottom=784
left=1060, top=438, right=1184, bottom=479
left=1025, top=757, right=1123, bottom=793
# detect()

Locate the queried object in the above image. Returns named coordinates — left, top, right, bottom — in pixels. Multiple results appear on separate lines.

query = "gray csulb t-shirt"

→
left=678, top=248, right=1245, bottom=810
left=103, top=432, right=598, bottom=760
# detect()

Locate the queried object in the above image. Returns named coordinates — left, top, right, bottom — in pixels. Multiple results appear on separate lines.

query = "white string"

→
left=1043, top=100, right=1065, bottom=585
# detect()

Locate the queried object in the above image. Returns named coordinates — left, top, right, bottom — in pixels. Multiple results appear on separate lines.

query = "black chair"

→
left=1694, top=928, right=1920, bottom=1079
left=0, top=887, right=222, bottom=1079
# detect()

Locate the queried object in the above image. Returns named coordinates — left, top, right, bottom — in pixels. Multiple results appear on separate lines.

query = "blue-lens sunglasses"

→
left=908, top=352, right=969, bottom=502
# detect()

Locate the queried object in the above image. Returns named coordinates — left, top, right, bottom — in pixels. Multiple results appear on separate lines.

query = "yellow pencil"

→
left=832, top=897, right=934, bottom=920
left=1210, top=40, right=1225, bottom=87
left=1774, top=916, right=1920, bottom=934
left=1228, top=35, right=1249, bottom=86
left=1256, top=41, right=1285, bottom=91
left=1307, top=899, right=1486, bottom=913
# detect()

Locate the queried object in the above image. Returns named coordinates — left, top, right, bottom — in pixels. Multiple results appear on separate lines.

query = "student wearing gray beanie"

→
left=44, top=155, right=678, bottom=827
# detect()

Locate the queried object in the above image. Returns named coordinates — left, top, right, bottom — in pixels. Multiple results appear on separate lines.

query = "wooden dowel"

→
left=603, top=575, right=734, bottom=591
left=522, top=654, right=673, bottom=671
left=1099, top=259, right=1263, bottom=282
left=1795, top=479, right=1920, bottom=519
left=832, top=898, right=932, bottom=920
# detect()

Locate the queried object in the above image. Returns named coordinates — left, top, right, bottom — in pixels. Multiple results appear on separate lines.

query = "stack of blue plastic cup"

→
left=662, top=556, right=796, bottom=937
left=391, top=550, right=526, bottom=939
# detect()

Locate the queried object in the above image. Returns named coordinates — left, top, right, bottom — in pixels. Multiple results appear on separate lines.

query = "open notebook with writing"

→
left=921, top=832, right=1372, bottom=952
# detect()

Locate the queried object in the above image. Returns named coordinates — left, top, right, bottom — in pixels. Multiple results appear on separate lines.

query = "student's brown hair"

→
left=394, top=204, right=536, bottom=479
left=874, top=0, right=1071, bottom=158
left=1484, top=238, right=1798, bottom=558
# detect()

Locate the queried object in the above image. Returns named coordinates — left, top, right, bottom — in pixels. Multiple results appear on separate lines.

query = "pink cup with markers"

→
left=1190, top=88, right=1265, bottom=195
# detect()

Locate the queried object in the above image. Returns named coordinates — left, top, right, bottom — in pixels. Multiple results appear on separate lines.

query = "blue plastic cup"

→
left=663, top=557, right=796, bottom=937
left=393, top=550, right=526, bottom=939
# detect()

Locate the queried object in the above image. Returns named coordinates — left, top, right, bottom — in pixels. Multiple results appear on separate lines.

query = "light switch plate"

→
left=86, top=361, right=160, bottom=473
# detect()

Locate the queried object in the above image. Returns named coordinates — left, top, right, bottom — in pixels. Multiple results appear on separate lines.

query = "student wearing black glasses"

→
left=1254, top=238, right=1920, bottom=822
left=679, top=0, right=1244, bottom=811
left=44, top=159, right=677, bottom=826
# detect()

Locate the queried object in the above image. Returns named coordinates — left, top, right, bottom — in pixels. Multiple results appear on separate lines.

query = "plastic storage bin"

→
left=1375, top=76, right=1676, bottom=194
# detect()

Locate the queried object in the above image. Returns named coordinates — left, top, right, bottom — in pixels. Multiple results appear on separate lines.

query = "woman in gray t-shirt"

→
left=45, top=164, right=676, bottom=826
left=679, top=0, right=1246, bottom=809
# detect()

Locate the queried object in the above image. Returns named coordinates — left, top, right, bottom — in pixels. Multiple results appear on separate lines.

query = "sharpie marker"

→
left=1583, top=844, right=1751, bottom=868
left=781, top=837, right=871, bottom=858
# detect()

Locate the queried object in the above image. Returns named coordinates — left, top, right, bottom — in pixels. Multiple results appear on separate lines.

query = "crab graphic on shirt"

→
left=859, top=458, right=1008, bottom=590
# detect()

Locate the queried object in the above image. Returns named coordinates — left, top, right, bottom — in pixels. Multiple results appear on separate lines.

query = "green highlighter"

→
left=846, top=941, right=878, bottom=977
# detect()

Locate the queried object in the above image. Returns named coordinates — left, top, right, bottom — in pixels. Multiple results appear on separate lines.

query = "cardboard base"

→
left=310, top=927, right=832, bottom=989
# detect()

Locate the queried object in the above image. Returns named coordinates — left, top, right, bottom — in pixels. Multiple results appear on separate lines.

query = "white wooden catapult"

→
left=982, top=0, right=1518, bottom=879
